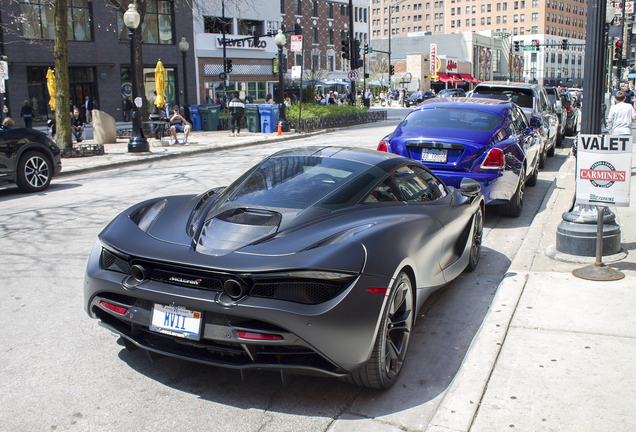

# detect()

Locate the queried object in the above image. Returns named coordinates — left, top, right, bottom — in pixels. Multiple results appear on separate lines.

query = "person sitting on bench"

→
left=169, top=106, right=191, bottom=145
left=71, top=108, right=84, bottom=142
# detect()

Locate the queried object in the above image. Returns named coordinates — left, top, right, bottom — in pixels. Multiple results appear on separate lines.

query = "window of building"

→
left=451, top=20, right=455, bottom=26
left=481, top=17, right=485, bottom=24
left=313, top=27, right=318, bottom=42
left=497, top=2, right=501, bottom=10
left=328, top=55, right=334, bottom=71
left=452, top=7, right=455, bottom=14
left=487, top=16, right=491, bottom=23
left=532, top=12, right=538, bottom=20
left=328, top=29, right=334, bottom=44
left=472, top=18, right=476, bottom=25
left=237, top=19, right=264, bottom=35
left=513, top=27, right=518, bottom=35
left=503, top=15, right=507, bottom=22
left=312, top=54, right=319, bottom=69
left=514, top=0, right=518, bottom=8
left=520, top=27, right=524, bottom=34
left=481, top=4, right=486, bottom=11
left=532, top=0, right=538, bottom=6
left=466, top=18, right=470, bottom=26
left=503, top=2, right=508, bottom=10
left=21, top=0, right=93, bottom=41
left=119, top=0, right=174, bottom=44
left=457, top=19, right=461, bottom=26
left=497, top=15, right=501, bottom=23
left=295, top=0, right=302, bottom=14
left=312, top=0, right=318, bottom=16
left=520, top=13, right=525, bottom=21
left=488, top=4, right=492, bottom=11
left=532, top=25, right=538, bottom=33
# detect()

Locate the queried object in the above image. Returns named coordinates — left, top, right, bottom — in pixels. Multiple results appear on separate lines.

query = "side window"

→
left=515, top=106, right=529, bottom=130
left=363, top=178, right=402, bottom=203
left=510, top=109, right=524, bottom=134
left=391, top=166, right=447, bottom=202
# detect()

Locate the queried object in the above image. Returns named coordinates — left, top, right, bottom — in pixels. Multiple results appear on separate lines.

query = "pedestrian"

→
left=625, top=83, right=635, bottom=107
left=228, top=92, right=245, bottom=137
left=123, top=98, right=133, bottom=121
left=84, top=96, right=93, bottom=123
left=245, top=93, right=254, bottom=104
left=292, top=93, right=298, bottom=104
left=266, top=93, right=274, bottom=104
left=607, top=90, right=636, bottom=135
left=169, top=106, right=191, bottom=145
left=71, top=108, right=84, bottom=142
left=20, top=100, right=34, bottom=128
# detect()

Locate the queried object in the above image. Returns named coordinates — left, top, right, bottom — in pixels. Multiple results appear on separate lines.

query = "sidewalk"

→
left=55, top=128, right=328, bottom=177
left=426, top=142, right=636, bottom=431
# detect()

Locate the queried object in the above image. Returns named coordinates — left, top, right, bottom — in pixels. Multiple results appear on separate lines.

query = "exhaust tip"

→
left=130, top=264, right=149, bottom=282
left=224, top=279, right=246, bottom=299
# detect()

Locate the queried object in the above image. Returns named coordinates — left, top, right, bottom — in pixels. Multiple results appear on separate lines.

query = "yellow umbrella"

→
left=46, top=69, right=56, bottom=111
left=155, top=60, right=166, bottom=108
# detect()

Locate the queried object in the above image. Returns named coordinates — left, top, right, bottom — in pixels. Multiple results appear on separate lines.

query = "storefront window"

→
left=203, top=81, right=268, bottom=102
left=20, top=0, right=92, bottom=41
left=204, top=17, right=234, bottom=34
left=121, top=66, right=176, bottom=110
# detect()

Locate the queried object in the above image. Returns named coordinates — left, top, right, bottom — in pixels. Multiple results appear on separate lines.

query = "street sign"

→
left=0, top=80, right=4, bottom=94
left=575, top=135, right=633, bottom=207
left=290, top=35, right=302, bottom=52
left=291, top=65, right=301, bottom=79
left=523, top=46, right=535, bottom=51
left=0, top=61, right=8, bottom=80
left=347, top=70, right=359, bottom=81
left=430, top=43, right=437, bottom=76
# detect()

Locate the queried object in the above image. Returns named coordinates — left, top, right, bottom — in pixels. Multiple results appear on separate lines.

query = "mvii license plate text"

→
left=422, top=149, right=448, bottom=163
left=150, top=304, right=202, bottom=340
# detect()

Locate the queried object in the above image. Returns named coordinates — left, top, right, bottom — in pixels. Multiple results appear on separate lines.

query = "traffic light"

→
left=294, top=23, right=302, bottom=35
left=364, top=73, right=370, bottom=78
left=364, top=43, right=369, bottom=54
left=389, top=64, right=395, bottom=75
left=615, top=40, right=623, bottom=59
left=513, top=41, right=520, bottom=51
left=561, top=39, right=567, bottom=50
left=353, top=39, right=361, bottom=61
left=342, top=39, right=350, bottom=59
left=225, top=58, right=233, bottom=73
left=253, top=30, right=260, bottom=46
left=535, top=40, right=540, bottom=51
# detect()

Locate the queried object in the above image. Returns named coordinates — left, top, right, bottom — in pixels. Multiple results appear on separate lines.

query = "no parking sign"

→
left=575, top=134, right=633, bottom=207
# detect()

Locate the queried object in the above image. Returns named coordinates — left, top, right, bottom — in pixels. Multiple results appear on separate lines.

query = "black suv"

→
left=0, top=128, right=62, bottom=193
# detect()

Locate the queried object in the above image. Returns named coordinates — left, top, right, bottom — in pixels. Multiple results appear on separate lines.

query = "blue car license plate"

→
left=422, top=149, right=447, bottom=163
left=150, top=304, right=202, bottom=340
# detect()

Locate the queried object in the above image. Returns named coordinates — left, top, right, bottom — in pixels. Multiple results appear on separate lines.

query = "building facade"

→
left=1, top=0, right=196, bottom=123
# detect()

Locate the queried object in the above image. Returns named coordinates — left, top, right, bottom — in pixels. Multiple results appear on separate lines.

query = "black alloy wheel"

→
left=465, top=206, right=483, bottom=272
left=344, top=271, right=414, bottom=389
left=16, top=151, right=52, bottom=193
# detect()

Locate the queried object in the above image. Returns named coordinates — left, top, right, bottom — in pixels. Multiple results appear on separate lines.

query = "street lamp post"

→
left=179, top=36, right=191, bottom=124
left=274, top=29, right=290, bottom=132
left=387, top=0, right=408, bottom=92
left=123, top=3, right=149, bottom=153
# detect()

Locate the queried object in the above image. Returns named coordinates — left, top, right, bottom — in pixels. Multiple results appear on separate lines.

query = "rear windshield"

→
left=229, top=155, right=373, bottom=210
left=472, top=87, right=534, bottom=109
left=399, top=108, right=503, bottom=132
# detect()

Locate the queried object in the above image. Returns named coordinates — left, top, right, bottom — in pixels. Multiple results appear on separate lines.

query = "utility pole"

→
left=349, top=0, right=356, bottom=105
left=618, top=0, right=627, bottom=87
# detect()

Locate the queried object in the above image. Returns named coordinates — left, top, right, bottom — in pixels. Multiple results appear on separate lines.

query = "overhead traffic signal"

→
left=294, top=23, right=302, bottom=35
left=513, top=41, right=520, bottom=51
left=389, top=64, right=395, bottom=75
left=561, top=39, right=568, bottom=50
left=342, top=39, right=350, bottom=59
left=615, top=40, right=623, bottom=60
left=225, top=58, right=233, bottom=73
left=535, top=40, right=540, bottom=51
left=352, top=39, right=363, bottom=68
left=253, top=30, right=260, bottom=46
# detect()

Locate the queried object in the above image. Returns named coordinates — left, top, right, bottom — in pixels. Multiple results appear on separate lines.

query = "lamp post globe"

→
left=274, top=29, right=290, bottom=132
left=125, top=3, right=149, bottom=153
left=179, top=36, right=191, bottom=124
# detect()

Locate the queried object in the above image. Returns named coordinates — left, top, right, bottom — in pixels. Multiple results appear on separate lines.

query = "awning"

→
left=450, top=73, right=464, bottom=83
left=460, top=74, right=479, bottom=84
left=628, top=73, right=636, bottom=78
left=437, top=73, right=454, bottom=83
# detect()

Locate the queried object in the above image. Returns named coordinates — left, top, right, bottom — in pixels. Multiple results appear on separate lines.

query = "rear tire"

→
left=498, top=165, right=525, bottom=217
left=465, top=206, right=483, bottom=272
left=344, top=272, right=414, bottom=389
left=16, top=151, right=52, bottom=193
left=538, top=146, right=547, bottom=169
left=526, top=160, right=539, bottom=187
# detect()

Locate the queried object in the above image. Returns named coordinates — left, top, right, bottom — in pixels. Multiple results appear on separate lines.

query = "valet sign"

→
left=575, top=134, right=633, bottom=207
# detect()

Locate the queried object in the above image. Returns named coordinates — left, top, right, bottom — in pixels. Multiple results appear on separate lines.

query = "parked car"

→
left=84, top=147, right=484, bottom=389
left=438, top=88, right=466, bottom=98
left=0, top=127, right=62, bottom=193
left=560, top=91, right=579, bottom=135
left=545, top=87, right=566, bottom=146
left=470, top=81, right=558, bottom=168
left=405, top=90, right=436, bottom=107
left=377, top=97, right=541, bottom=217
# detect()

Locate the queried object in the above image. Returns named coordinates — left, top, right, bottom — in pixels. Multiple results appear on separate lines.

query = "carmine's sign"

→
left=216, top=37, right=268, bottom=49
left=575, top=135, right=632, bottom=207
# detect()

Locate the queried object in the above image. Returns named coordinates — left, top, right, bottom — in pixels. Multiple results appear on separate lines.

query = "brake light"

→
left=100, top=301, right=128, bottom=315
left=481, top=148, right=504, bottom=168
left=377, top=141, right=389, bottom=152
left=367, top=287, right=389, bottom=295
left=238, top=331, right=283, bottom=341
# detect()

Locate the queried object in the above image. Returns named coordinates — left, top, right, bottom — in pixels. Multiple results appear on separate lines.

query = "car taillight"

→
left=238, top=331, right=283, bottom=341
left=481, top=148, right=504, bottom=169
left=377, top=141, right=389, bottom=152
left=100, top=301, right=128, bottom=315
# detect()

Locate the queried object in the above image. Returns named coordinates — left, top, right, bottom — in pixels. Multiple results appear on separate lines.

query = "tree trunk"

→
left=54, top=0, right=71, bottom=149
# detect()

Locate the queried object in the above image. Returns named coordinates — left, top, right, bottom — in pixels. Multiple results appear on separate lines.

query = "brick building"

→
left=0, top=0, right=196, bottom=123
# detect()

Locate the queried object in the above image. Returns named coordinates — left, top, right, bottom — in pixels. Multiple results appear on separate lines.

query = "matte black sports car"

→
left=84, top=147, right=484, bottom=389
left=0, top=127, right=62, bottom=192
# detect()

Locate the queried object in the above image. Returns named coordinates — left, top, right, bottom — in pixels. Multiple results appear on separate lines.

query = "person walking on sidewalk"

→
left=607, top=90, right=636, bottom=135
left=228, top=92, right=245, bottom=137
left=20, top=100, right=34, bottom=128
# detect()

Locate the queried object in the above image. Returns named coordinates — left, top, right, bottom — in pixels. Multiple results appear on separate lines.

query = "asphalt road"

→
left=0, top=121, right=572, bottom=432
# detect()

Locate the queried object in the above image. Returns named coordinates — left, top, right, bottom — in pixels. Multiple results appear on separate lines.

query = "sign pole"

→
left=299, top=34, right=303, bottom=133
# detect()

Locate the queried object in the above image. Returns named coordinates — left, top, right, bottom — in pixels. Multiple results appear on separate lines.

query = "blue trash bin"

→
left=189, top=105, right=202, bottom=131
left=258, top=104, right=279, bottom=133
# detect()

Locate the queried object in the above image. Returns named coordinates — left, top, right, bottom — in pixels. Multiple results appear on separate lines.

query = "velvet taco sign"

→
left=575, top=134, right=633, bottom=207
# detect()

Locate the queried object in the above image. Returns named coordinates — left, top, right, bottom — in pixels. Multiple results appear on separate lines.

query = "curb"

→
left=56, top=129, right=330, bottom=178
left=425, top=150, right=576, bottom=432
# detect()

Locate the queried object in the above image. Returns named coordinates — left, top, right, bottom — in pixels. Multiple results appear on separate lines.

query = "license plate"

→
left=150, top=304, right=202, bottom=340
left=421, top=149, right=448, bottom=163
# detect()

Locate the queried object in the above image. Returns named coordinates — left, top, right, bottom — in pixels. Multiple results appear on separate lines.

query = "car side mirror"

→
left=530, top=116, right=542, bottom=128
left=460, top=178, right=481, bottom=197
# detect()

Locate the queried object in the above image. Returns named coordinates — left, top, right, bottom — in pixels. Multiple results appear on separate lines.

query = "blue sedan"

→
left=377, top=98, right=541, bottom=216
